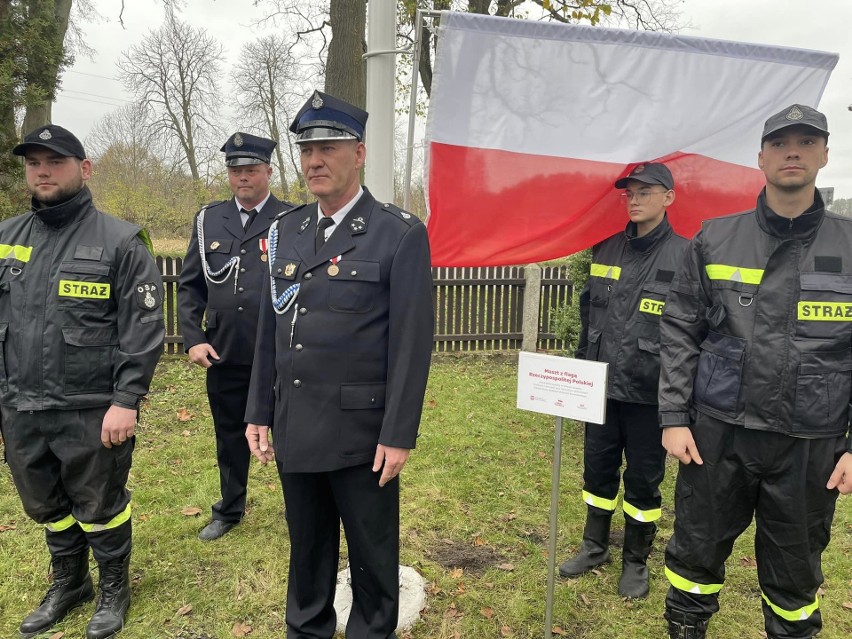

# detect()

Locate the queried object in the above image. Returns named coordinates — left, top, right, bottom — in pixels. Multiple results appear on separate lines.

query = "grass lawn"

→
left=1, top=354, right=850, bottom=638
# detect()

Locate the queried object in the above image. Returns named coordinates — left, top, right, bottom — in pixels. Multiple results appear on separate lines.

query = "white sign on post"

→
left=516, top=352, right=608, bottom=424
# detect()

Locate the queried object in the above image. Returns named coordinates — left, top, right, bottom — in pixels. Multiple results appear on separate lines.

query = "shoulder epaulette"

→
left=277, top=203, right=306, bottom=219
left=196, top=200, right=224, bottom=215
left=379, top=202, right=420, bottom=226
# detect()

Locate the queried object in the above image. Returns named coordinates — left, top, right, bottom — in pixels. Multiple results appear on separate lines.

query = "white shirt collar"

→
left=235, top=191, right=272, bottom=214
left=317, top=186, right=364, bottom=236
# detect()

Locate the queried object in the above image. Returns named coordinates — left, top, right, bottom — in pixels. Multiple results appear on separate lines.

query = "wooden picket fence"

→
left=156, top=257, right=573, bottom=355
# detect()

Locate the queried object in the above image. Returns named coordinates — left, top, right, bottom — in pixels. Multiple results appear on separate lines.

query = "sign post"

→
left=516, top=352, right=608, bottom=639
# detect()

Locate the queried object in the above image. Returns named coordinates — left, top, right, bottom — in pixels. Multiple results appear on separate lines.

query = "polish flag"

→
left=425, top=12, right=838, bottom=267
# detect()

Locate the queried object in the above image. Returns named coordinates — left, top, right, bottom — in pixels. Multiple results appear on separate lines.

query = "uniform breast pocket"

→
left=708, top=280, right=758, bottom=330
left=637, top=282, right=669, bottom=323
left=796, top=273, right=852, bottom=341
left=589, top=278, right=614, bottom=309
left=328, top=260, right=381, bottom=313
left=56, top=261, right=113, bottom=310
left=204, top=239, right=235, bottom=272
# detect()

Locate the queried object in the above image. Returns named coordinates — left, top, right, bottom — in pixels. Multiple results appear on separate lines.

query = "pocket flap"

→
left=62, top=327, right=119, bottom=347
left=699, top=330, right=746, bottom=362
left=331, top=260, right=380, bottom=283
left=205, top=239, right=233, bottom=254
left=74, top=246, right=104, bottom=261
left=642, top=282, right=670, bottom=295
left=340, top=383, right=386, bottom=410
left=60, top=261, right=111, bottom=276
left=799, top=349, right=852, bottom=374
left=638, top=337, right=660, bottom=354
left=800, top=273, right=852, bottom=294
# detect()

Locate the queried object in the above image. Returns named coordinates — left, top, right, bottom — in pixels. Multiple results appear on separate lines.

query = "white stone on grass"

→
left=333, top=565, right=427, bottom=634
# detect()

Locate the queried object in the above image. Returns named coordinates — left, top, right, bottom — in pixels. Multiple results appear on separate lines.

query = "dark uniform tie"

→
left=242, top=208, right=257, bottom=233
left=316, top=216, right=335, bottom=252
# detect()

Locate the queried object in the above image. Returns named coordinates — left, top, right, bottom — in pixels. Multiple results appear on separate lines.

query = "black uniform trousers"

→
left=207, top=364, right=253, bottom=522
left=583, top=399, right=666, bottom=520
left=665, top=413, right=845, bottom=639
left=1, top=405, right=133, bottom=562
left=279, top=462, right=399, bottom=639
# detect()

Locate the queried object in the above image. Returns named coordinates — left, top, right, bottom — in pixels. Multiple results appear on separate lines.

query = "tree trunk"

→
left=22, top=0, right=73, bottom=133
left=325, top=0, right=366, bottom=108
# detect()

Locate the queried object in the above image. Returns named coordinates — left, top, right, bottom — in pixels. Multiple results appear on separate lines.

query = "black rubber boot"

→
left=665, top=609, right=709, bottom=639
left=558, top=508, right=612, bottom=577
left=19, top=551, right=94, bottom=638
left=617, top=519, right=657, bottom=598
left=86, top=555, right=131, bottom=639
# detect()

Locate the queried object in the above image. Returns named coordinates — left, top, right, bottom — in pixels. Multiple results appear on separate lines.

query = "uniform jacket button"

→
left=351, top=270, right=357, bottom=276
left=299, top=307, right=307, bottom=315
left=238, top=286, right=244, bottom=292
left=240, top=249, right=247, bottom=255
left=276, top=267, right=282, bottom=274
left=295, top=344, right=303, bottom=351
left=240, top=267, right=246, bottom=273
left=293, top=379, right=302, bottom=387
left=237, top=306, right=244, bottom=312
left=304, top=272, right=312, bottom=279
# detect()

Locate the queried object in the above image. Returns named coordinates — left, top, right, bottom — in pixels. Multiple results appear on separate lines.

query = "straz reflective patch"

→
left=797, top=301, right=852, bottom=321
left=58, top=280, right=110, bottom=299
left=639, top=298, right=665, bottom=315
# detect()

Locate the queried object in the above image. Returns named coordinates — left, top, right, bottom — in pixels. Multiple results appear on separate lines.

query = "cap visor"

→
left=12, top=142, right=81, bottom=158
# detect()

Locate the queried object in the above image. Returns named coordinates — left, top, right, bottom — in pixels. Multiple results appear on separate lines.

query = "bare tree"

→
left=232, top=34, right=308, bottom=198
left=117, top=9, right=223, bottom=183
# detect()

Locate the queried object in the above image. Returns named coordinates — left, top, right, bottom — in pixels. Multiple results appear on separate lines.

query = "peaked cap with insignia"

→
left=13, top=124, right=86, bottom=160
left=290, top=90, right=368, bottom=144
left=761, top=104, right=829, bottom=142
left=221, top=132, right=277, bottom=167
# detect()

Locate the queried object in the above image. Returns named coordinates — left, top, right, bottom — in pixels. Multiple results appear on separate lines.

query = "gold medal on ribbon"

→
left=327, top=264, right=339, bottom=277
left=261, top=254, right=268, bottom=262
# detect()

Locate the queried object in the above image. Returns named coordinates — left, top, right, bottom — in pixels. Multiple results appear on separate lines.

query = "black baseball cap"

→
left=615, top=162, right=674, bottom=190
left=12, top=124, right=86, bottom=160
left=761, top=104, right=829, bottom=142
left=221, top=132, right=277, bottom=167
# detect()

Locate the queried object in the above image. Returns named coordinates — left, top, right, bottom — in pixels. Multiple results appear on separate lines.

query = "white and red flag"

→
left=425, top=12, right=838, bottom=267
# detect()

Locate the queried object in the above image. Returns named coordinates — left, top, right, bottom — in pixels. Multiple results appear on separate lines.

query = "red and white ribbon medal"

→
left=328, top=255, right=342, bottom=277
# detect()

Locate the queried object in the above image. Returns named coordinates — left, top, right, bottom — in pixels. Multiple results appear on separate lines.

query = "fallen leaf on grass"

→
left=426, top=399, right=437, bottom=408
left=176, top=604, right=192, bottom=616
left=181, top=506, right=202, bottom=517
left=581, top=593, right=591, bottom=606
left=552, top=626, right=568, bottom=636
left=427, top=583, right=442, bottom=595
left=449, top=567, right=463, bottom=579
left=177, top=408, right=193, bottom=422
left=500, top=625, right=512, bottom=637
left=481, top=607, right=494, bottom=619
left=842, top=602, right=852, bottom=611
left=739, top=556, right=756, bottom=567
left=181, top=430, right=192, bottom=437
left=591, top=569, right=602, bottom=576
left=0, top=524, right=16, bottom=532
left=474, top=536, right=485, bottom=546
left=496, top=563, right=514, bottom=571
left=501, top=512, right=517, bottom=522
left=49, top=632, right=65, bottom=639
left=232, top=622, right=252, bottom=637
left=444, top=603, right=462, bottom=619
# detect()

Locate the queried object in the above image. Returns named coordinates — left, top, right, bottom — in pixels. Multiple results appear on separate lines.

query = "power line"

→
left=61, top=89, right=131, bottom=105
left=66, top=69, right=121, bottom=82
left=56, top=94, right=127, bottom=108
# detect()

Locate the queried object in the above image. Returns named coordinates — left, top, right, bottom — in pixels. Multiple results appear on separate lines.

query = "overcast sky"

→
left=52, top=0, right=852, bottom=197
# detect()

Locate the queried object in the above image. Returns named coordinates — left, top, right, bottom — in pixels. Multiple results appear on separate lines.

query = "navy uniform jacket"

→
left=244, top=188, right=434, bottom=472
left=178, top=195, right=291, bottom=366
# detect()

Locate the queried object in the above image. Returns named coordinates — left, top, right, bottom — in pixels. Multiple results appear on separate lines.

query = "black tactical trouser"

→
left=1, top=406, right=133, bottom=562
left=206, top=364, right=253, bottom=522
left=582, top=399, right=667, bottom=522
left=665, top=412, right=845, bottom=639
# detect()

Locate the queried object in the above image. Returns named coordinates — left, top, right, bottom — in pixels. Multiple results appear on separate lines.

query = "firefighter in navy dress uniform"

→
left=0, top=125, right=164, bottom=638
left=244, top=91, right=434, bottom=638
left=558, top=163, right=688, bottom=599
left=178, top=132, right=292, bottom=540
left=659, top=105, right=852, bottom=639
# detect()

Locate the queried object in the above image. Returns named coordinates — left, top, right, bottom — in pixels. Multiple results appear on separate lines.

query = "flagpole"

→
left=403, top=9, right=441, bottom=211
left=544, top=416, right=563, bottom=639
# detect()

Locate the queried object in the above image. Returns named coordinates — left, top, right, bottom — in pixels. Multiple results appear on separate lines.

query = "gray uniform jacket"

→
left=659, top=190, right=852, bottom=453
left=244, top=188, right=434, bottom=472
left=178, top=195, right=291, bottom=366
left=577, top=215, right=688, bottom=404
left=0, top=186, right=164, bottom=411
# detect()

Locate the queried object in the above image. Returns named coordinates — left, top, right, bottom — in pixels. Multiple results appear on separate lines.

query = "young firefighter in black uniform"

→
left=178, top=132, right=292, bottom=541
left=0, top=125, right=164, bottom=638
left=659, top=105, right=852, bottom=639
left=559, top=163, right=688, bottom=598
left=245, top=91, right=434, bottom=638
